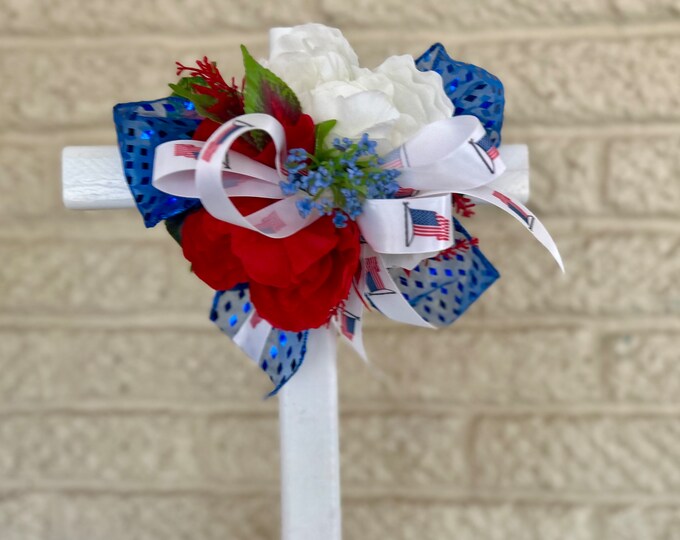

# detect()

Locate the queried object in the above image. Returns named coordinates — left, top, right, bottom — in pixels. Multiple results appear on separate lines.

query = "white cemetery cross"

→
left=62, top=27, right=529, bottom=540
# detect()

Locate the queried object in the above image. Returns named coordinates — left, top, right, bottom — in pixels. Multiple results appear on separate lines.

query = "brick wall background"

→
left=1, top=1, right=679, bottom=538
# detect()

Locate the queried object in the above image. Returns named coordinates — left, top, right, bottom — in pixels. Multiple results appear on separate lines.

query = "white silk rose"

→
left=265, top=24, right=453, bottom=151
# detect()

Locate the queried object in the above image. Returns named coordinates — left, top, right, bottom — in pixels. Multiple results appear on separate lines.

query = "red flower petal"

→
left=183, top=110, right=357, bottom=331
left=182, top=209, right=247, bottom=290
left=247, top=218, right=361, bottom=331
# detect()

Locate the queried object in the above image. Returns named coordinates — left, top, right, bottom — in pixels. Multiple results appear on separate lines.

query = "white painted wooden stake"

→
left=279, top=329, right=341, bottom=540
left=61, top=28, right=529, bottom=540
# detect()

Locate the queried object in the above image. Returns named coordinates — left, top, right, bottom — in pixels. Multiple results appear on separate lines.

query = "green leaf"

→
left=169, top=77, right=220, bottom=121
left=314, top=119, right=337, bottom=156
left=164, top=214, right=185, bottom=246
left=241, top=45, right=302, bottom=125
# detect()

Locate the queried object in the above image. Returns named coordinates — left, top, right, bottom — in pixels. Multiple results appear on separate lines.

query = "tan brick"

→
left=8, top=37, right=678, bottom=132
left=54, top=329, right=268, bottom=401
left=463, top=37, right=680, bottom=126
left=0, top=329, right=269, bottom=404
left=0, top=414, right=202, bottom=484
left=206, top=413, right=468, bottom=488
left=0, top=331, right=52, bottom=402
left=606, top=333, right=680, bottom=403
left=206, top=416, right=278, bottom=484
left=607, top=136, right=680, bottom=215
left=58, top=494, right=278, bottom=540
left=341, top=414, right=468, bottom=487
left=0, top=0, right=318, bottom=35
left=602, top=506, right=680, bottom=540
left=0, top=143, right=60, bottom=218
left=524, top=138, right=603, bottom=215
left=0, top=240, right=169, bottom=314
left=325, top=0, right=680, bottom=29
left=0, top=45, right=259, bottom=132
left=474, top=415, right=680, bottom=493
left=345, top=500, right=595, bottom=540
left=339, top=328, right=603, bottom=404
left=0, top=495, right=51, bottom=540
left=473, top=228, right=680, bottom=318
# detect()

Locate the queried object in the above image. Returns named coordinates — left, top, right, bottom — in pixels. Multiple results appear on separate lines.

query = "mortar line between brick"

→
left=1, top=313, right=678, bottom=331
left=2, top=21, right=680, bottom=48
left=348, top=22, right=680, bottom=44
left=0, top=33, right=269, bottom=50
left=342, top=487, right=680, bottom=506
left=3, top=483, right=680, bottom=506
left=6, top=123, right=680, bottom=143
left=3, top=400, right=680, bottom=416
left=506, top=123, right=680, bottom=139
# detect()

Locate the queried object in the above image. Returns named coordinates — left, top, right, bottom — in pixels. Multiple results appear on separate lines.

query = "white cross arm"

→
left=61, top=145, right=529, bottom=209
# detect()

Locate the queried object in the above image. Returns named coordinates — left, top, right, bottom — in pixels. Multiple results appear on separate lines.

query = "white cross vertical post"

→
left=61, top=144, right=527, bottom=540
left=61, top=28, right=529, bottom=540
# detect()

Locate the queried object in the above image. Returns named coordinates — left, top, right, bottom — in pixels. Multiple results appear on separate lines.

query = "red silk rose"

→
left=182, top=205, right=360, bottom=332
left=183, top=108, right=349, bottom=331
left=181, top=208, right=247, bottom=290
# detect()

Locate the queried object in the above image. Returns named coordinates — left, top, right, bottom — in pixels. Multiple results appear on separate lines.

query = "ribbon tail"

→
left=232, top=311, right=273, bottom=362
left=333, top=286, right=367, bottom=361
left=360, top=246, right=434, bottom=329
left=210, top=288, right=310, bottom=396
left=261, top=325, right=310, bottom=398
left=390, top=218, right=499, bottom=327
left=463, top=185, right=565, bottom=272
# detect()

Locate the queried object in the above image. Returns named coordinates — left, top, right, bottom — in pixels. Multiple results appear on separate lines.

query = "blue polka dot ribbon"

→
left=113, top=97, right=201, bottom=227
left=416, top=43, right=505, bottom=147
left=209, top=285, right=309, bottom=397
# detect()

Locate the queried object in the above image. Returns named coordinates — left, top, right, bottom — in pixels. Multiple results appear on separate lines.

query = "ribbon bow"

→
left=149, top=111, right=561, bottom=388
left=113, top=45, right=562, bottom=395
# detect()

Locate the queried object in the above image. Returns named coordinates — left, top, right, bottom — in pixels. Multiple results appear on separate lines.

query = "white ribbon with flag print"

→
left=152, top=112, right=563, bottom=367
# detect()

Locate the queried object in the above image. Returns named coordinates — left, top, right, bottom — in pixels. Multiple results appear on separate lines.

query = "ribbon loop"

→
left=395, top=115, right=506, bottom=192
left=195, top=113, right=320, bottom=238
left=359, top=196, right=453, bottom=256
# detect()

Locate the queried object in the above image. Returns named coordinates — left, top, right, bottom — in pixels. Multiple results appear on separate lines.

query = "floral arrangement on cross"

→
left=114, top=24, right=562, bottom=395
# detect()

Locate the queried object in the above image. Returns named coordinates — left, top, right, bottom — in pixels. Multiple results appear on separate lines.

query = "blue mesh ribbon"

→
left=210, top=285, right=309, bottom=396
left=389, top=218, right=499, bottom=326
left=113, top=97, right=202, bottom=227
left=416, top=43, right=505, bottom=146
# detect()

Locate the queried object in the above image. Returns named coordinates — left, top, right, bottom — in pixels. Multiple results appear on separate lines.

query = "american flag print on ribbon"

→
left=339, top=310, right=358, bottom=340
left=249, top=311, right=264, bottom=328
left=257, top=211, right=286, bottom=234
left=364, top=256, right=394, bottom=296
left=404, top=203, right=450, bottom=245
left=395, top=187, right=419, bottom=198
left=201, top=119, right=252, bottom=163
left=469, top=133, right=499, bottom=173
left=173, top=143, right=202, bottom=159
left=381, top=147, right=404, bottom=170
left=492, top=190, right=535, bottom=230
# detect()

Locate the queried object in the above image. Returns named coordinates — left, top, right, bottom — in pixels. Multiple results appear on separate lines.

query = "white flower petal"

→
left=266, top=25, right=454, bottom=152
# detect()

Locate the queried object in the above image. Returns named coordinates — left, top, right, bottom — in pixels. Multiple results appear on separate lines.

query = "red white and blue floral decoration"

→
left=113, top=24, right=563, bottom=396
